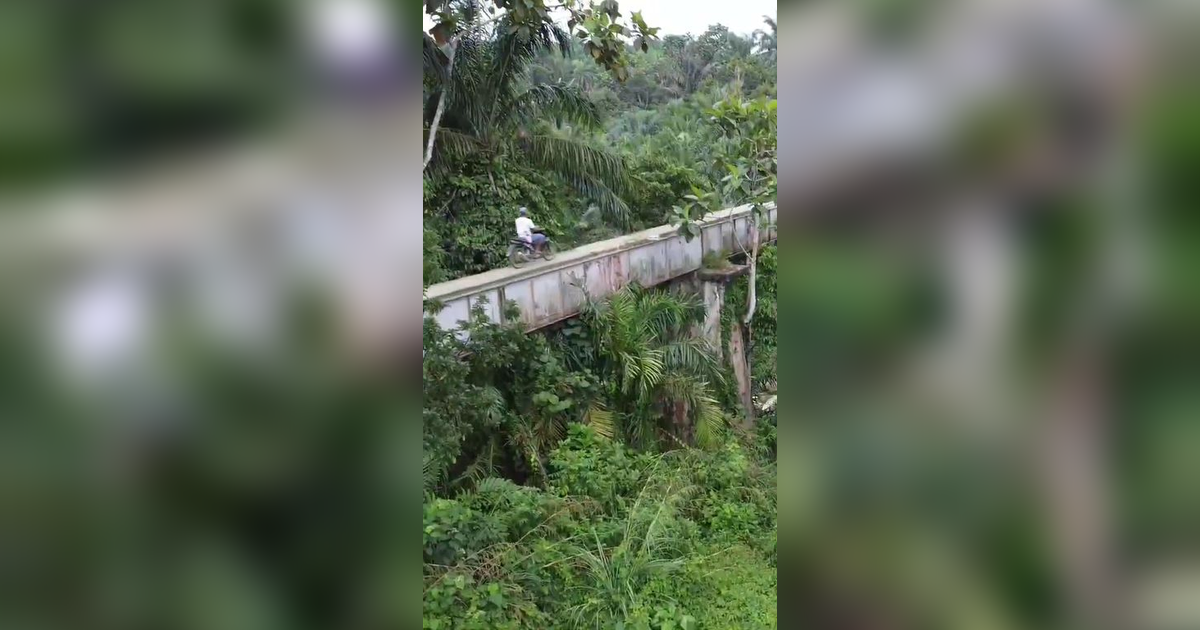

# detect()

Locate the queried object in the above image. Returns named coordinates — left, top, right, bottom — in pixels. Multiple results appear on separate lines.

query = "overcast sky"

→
left=421, top=0, right=777, bottom=37
left=615, top=0, right=776, bottom=36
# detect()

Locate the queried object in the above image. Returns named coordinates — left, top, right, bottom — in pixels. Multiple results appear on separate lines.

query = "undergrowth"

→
left=423, top=426, right=777, bottom=629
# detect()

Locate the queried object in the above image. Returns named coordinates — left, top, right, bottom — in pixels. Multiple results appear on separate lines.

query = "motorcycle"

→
left=507, top=227, right=556, bottom=268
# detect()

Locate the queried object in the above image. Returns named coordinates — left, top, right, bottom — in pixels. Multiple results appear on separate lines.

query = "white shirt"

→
left=515, top=216, right=534, bottom=241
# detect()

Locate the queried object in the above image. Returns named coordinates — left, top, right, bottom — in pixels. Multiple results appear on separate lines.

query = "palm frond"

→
left=659, top=374, right=727, bottom=448
left=507, top=418, right=547, bottom=482
left=442, top=36, right=494, bottom=135
left=570, top=173, right=632, bottom=228
left=423, top=127, right=486, bottom=174
left=489, top=20, right=572, bottom=116
left=620, top=351, right=639, bottom=396
left=691, top=392, right=727, bottom=448
left=423, top=33, right=450, bottom=87
left=660, top=338, right=725, bottom=384
left=624, top=409, right=655, bottom=451
left=519, top=134, right=632, bottom=226
left=479, top=385, right=507, bottom=425
left=634, top=290, right=697, bottom=340
left=541, top=414, right=568, bottom=447
left=512, top=84, right=602, bottom=130
left=452, top=435, right=501, bottom=489
left=642, top=350, right=666, bottom=391
left=583, top=403, right=616, bottom=440
left=474, top=476, right=514, bottom=498
left=423, top=452, right=446, bottom=494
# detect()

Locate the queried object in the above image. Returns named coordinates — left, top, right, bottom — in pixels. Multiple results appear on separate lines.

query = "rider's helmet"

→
left=518, top=207, right=528, bottom=216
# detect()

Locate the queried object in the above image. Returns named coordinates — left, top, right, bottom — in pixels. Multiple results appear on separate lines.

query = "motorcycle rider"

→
left=514, top=207, right=546, bottom=253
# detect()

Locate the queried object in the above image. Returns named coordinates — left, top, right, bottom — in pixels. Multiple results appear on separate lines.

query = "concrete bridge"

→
left=424, top=202, right=777, bottom=334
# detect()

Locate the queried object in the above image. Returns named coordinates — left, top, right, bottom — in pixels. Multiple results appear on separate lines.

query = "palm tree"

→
left=423, top=2, right=633, bottom=223
left=753, top=16, right=777, bottom=62
left=571, top=284, right=728, bottom=449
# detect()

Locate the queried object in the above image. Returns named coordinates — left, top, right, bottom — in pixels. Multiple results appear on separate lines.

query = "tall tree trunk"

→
left=728, top=322, right=755, bottom=427
left=423, top=39, right=458, bottom=171
left=743, top=220, right=760, bottom=324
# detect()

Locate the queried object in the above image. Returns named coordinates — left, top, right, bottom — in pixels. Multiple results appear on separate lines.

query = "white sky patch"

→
left=616, top=0, right=776, bottom=37
left=422, top=0, right=777, bottom=37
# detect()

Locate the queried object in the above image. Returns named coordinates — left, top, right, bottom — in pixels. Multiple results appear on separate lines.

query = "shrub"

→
left=549, top=425, right=651, bottom=512
left=423, top=498, right=504, bottom=567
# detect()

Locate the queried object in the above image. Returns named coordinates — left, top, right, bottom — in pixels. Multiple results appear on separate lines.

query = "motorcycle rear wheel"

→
left=508, top=244, right=529, bottom=268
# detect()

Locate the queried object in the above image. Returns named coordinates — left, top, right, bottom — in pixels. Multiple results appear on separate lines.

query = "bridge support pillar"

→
left=699, top=280, right=725, bottom=351
left=696, top=265, right=754, bottom=426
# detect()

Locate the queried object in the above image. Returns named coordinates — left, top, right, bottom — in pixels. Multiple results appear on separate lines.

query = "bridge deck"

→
left=425, top=203, right=777, bottom=333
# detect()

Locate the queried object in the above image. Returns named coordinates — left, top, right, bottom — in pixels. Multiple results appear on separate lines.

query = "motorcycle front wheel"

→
left=539, top=241, right=556, bottom=261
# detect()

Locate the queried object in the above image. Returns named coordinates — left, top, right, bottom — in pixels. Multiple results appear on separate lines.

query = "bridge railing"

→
left=425, top=202, right=777, bottom=333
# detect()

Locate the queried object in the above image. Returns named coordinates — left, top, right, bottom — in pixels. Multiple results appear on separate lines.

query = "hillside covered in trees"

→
left=422, top=10, right=777, bottom=283
left=421, top=1, right=779, bottom=627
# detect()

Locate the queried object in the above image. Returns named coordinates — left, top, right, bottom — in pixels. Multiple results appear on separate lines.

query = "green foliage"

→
left=423, top=276, right=777, bottom=628
left=752, top=17, right=777, bottom=63
left=424, top=18, right=779, bottom=282
left=424, top=283, right=732, bottom=482
left=423, top=424, right=776, bottom=629
left=423, top=4, right=635, bottom=227
left=634, top=545, right=777, bottom=629
left=426, top=0, right=660, bottom=82
left=773, top=240, right=934, bottom=395
left=708, top=95, right=777, bottom=209
left=666, top=93, right=775, bottom=247
left=424, top=296, right=611, bottom=490
left=424, top=498, right=506, bottom=566
left=423, top=156, right=585, bottom=280
left=422, top=14, right=779, bottom=629
left=726, top=244, right=778, bottom=390
left=626, top=155, right=709, bottom=229
left=576, top=284, right=729, bottom=448
left=549, top=424, right=651, bottom=511
left=424, top=572, right=545, bottom=630
left=701, top=250, right=733, bottom=270
left=670, top=185, right=719, bottom=242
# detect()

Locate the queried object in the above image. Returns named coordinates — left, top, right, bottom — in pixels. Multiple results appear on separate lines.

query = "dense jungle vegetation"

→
left=422, top=7, right=777, bottom=283
left=422, top=1, right=779, bottom=627
left=422, top=258, right=778, bottom=628
left=12, top=2, right=1200, bottom=629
